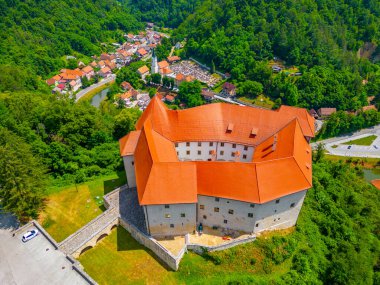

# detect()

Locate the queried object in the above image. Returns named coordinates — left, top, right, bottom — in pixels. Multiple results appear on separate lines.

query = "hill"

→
left=0, top=0, right=143, bottom=79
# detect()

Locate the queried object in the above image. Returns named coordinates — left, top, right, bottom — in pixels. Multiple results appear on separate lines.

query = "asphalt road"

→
left=0, top=214, right=88, bottom=285
left=312, top=124, right=380, bottom=158
left=75, top=74, right=115, bottom=102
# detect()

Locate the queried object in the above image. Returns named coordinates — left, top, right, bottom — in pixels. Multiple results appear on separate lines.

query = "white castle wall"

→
left=144, top=203, right=197, bottom=237
left=175, top=141, right=254, bottom=162
left=197, top=190, right=307, bottom=234
left=123, top=155, right=136, bottom=188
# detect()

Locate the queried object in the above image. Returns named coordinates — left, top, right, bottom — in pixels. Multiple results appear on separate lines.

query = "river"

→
left=90, top=88, right=109, bottom=108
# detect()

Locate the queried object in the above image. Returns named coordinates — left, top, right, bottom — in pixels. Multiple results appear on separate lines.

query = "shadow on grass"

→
left=103, top=171, right=127, bottom=195
left=116, top=226, right=173, bottom=271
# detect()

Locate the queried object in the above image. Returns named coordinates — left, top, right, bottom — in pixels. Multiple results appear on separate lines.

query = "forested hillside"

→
left=172, top=0, right=380, bottom=110
left=129, top=0, right=202, bottom=27
left=0, top=0, right=143, bottom=79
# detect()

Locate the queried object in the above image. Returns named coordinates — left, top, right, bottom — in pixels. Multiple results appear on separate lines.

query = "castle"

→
left=119, top=97, right=314, bottom=237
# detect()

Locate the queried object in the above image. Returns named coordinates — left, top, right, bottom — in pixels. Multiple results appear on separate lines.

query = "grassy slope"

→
left=342, top=135, right=378, bottom=146
left=39, top=172, right=126, bottom=242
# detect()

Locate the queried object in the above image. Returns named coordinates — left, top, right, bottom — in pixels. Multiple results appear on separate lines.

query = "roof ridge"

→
left=291, top=156, right=312, bottom=188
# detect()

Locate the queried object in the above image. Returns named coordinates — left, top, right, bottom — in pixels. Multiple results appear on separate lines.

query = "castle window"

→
left=198, top=150, right=201, bottom=155
left=215, top=197, right=219, bottom=202
left=276, top=199, right=280, bottom=204
left=250, top=204, right=255, bottom=208
left=186, top=150, right=190, bottom=155
left=209, top=142, right=214, bottom=146
left=220, top=151, right=224, bottom=155
left=170, top=224, right=174, bottom=228
left=203, top=215, right=207, bottom=219
left=224, top=220, right=228, bottom=224
left=176, top=152, right=179, bottom=156
left=198, top=142, right=201, bottom=146
left=228, top=209, right=234, bottom=215
left=131, top=161, right=134, bottom=165
left=221, top=142, right=225, bottom=147
left=232, top=152, right=235, bottom=157
left=181, top=213, right=186, bottom=218
left=186, top=142, right=190, bottom=147
left=165, top=205, right=170, bottom=208
left=175, top=143, right=178, bottom=147
left=248, top=213, right=253, bottom=218
left=214, top=207, right=220, bottom=212
left=255, top=223, right=259, bottom=227
left=243, top=154, right=247, bottom=159
left=165, top=214, right=171, bottom=218
left=244, top=146, right=248, bottom=151
left=290, top=203, right=295, bottom=208
left=232, top=144, right=236, bottom=148
left=200, top=205, right=204, bottom=210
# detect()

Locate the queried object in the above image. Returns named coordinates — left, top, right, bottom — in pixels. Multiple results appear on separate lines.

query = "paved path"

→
left=75, top=74, right=115, bottom=102
left=312, top=124, right=380, bottom=158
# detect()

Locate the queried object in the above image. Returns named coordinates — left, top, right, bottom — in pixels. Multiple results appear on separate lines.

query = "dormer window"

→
left=226, top=123, right=234, bottom=133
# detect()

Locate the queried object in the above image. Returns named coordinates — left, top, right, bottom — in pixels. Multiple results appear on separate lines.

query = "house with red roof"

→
left=119, top=96, right=314, bottom=237
left=220, top=82, right=236, bottom=97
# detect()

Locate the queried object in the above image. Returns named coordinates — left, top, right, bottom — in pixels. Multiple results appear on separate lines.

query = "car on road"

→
left=374, top=145, right=378, bottom=149
left=347, top=145, right=352, bottom=149
left=22, top=229, right=39, bottom=242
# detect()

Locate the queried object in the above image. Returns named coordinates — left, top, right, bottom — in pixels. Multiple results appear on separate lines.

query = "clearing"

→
left=38, top=172, right=126, bottom=242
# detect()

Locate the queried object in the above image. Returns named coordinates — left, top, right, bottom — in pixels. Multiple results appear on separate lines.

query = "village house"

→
left=220, top=82, right=237, bottom=98
left=121, top=81, right=133, bottom=91
left=119, top=97, right=314, bottom=237
left=165, top=94, right=175, bottom=103
left=137, top=65, right=150, bottom=80
left=201, top=88, right=216, bottom=101
left=309, top=109, right=318, bottom=119
left=99, top=66, right=112, bottom=78
left=81, top=66, right=95, bottom=80
left=137, top=48, right=148, bottom=58
left=317, top=107, right=336, bottom=119
left=167, top=56, right=181, bottom=64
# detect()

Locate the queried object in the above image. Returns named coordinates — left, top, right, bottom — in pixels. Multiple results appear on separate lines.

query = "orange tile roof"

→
left=100, top=67, right=111, bottom=74
left=160, top=68, right=173, bottom=75
left=176, top=73, right=184, bottom=81
left=167, top=56, right=181, bottom=62
left=120, top=131, right=141, bottom=156
left=82, top=66, right=93, bottom=73
left=158, top=60, right=169, bottom=69
left=120, top=97, right=314, bottom=205
left=137, top=65, right=149, bottom=74
left=137, top=48, right=147, bottom=56
left=371, top=180, right=380, bottom=190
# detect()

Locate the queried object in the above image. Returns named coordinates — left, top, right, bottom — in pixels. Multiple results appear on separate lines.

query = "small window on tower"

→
left=244, top=146, right=248, bottom=151
left=276, top=199, right=280, bottom=204
left=198, top=142, right=201, bottom=146
left=256, top=223, right=259, bottom=227
left=232, top=152, right=236, bottom=157
left=186, top=142, right=190, bottom=147
left=165, top=205, right=170, bottom=209
left=224, top=220, right=228, bottom=224
left=131, top=161, right=134, bottom=165
left=175, top=143, right=178, bottom=147
left=228, top=209, right=234, bottom=215
left=181, top=213, right=186, bottom=217
left=186, top=150, right=190, bottom=155
left=232, top=144, right=236, bottom=148
left=214, top=207, right=220, bottom=212
left=209, top=142, right=214, bottom=147
left=248, top=213, right=253, bottom=218
left=215, top=197, right=220, bottom=202
left=243, top=154, right=247, bottom=159
left=290, top=203, right=295, bottom=208
left=203, top=215, right=207, bottom=219
left=198, top=150, right=201, bottom=155
left=221, top=142, right=225, bottom=147
left=250, top=203, right=255, bottom=208
left=220, top=151, right=224, bottom=155
left=170, top=224, right=174, bottom=228
left=200, top=205, right=205, bottom=210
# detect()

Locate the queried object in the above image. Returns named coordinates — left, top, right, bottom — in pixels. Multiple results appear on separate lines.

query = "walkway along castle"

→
left=119, top=97, right=315, bottom=237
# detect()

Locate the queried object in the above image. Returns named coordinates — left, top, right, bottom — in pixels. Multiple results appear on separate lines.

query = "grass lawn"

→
left=78, top=227, right=177, bottom=285
left=342, top=135, right=377, bottom=146
left=238, top=94, right=274, bottom=109
left=79, top=226, right=291, bottom=284
left=39, top=172, right=126, bottom=242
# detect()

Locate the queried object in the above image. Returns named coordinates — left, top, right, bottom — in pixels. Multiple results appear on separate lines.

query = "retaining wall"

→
left=119, top=218, right=185, bottom=271
left=186, top=235, right=256, bottom=254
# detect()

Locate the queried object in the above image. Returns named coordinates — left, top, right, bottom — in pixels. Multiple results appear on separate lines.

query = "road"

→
left=312, top=124, right=380, bottom=158
left=75, top=74, right=115, bottom=102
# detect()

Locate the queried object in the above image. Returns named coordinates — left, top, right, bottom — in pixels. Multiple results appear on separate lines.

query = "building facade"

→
left=120, top=97, right=315, bottom=237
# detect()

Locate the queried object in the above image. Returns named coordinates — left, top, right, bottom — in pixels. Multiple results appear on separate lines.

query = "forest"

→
left=132, top=0, right=380, bottom=111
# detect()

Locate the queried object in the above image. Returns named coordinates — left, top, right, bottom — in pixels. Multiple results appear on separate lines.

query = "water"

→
left=90, top=88, right=109, bottom=107
left=363, top=168, right=380, bottom=182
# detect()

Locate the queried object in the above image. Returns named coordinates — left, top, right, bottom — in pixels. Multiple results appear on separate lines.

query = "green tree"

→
left=0, top=128, right=46, bottom=221
left=238, top=80, right=263, bottom=98
left=151, top=73, right=162, bottom=85
left=113, top=108, right=142, bottom=139
left=177, top=81, right=203, bottom=107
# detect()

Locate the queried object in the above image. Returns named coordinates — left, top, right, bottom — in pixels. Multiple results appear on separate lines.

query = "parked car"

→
left=22, top=229, right=39, bottom=242
left=347, top=145, right=352, bottom=149
left=374, top=145, right=378, bottom=149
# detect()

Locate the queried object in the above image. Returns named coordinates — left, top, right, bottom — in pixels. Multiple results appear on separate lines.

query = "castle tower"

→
left=151, top=49, right=158, bottom=74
